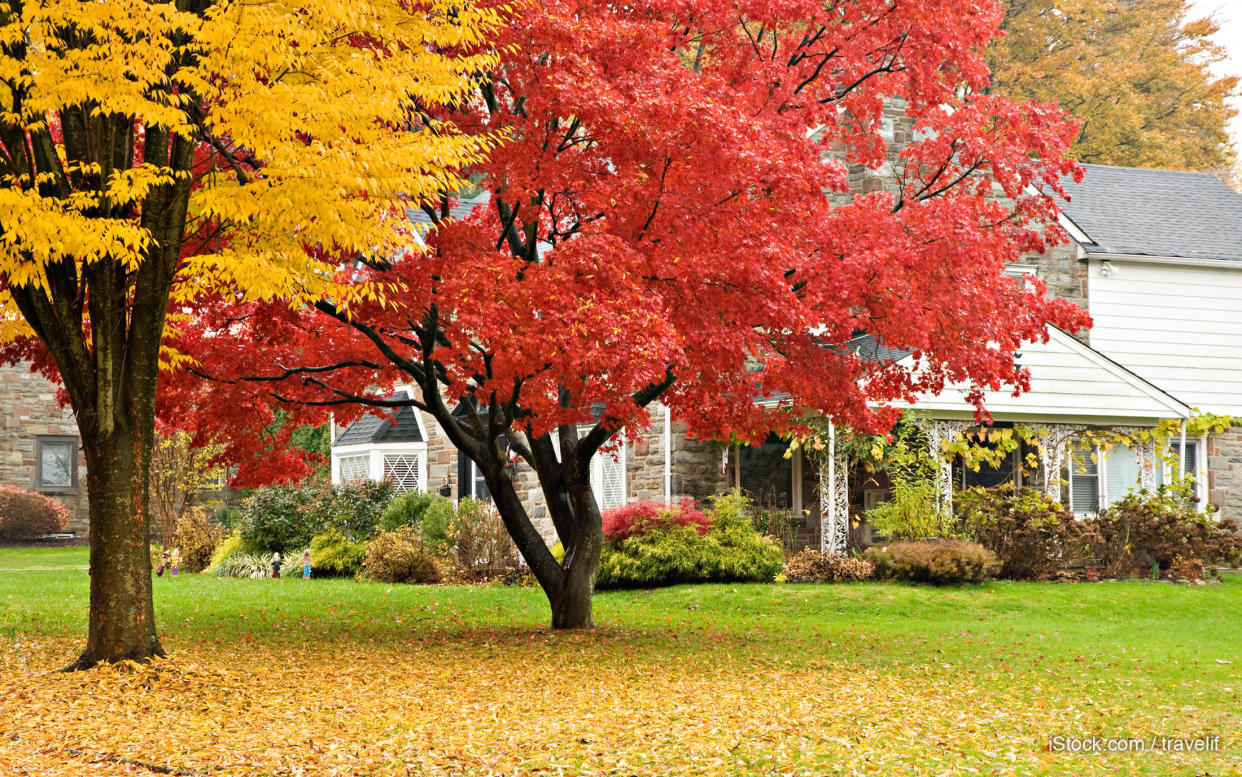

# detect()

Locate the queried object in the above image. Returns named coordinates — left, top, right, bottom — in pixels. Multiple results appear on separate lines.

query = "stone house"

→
left=330, top=162, right=1242, bottom=550
left=0, top=364, right=89, bottom=535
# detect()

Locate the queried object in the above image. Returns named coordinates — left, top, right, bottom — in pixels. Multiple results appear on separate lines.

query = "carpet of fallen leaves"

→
left=0, top=630, right=1236, bottom=777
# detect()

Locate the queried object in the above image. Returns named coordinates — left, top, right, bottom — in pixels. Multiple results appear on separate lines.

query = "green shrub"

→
left=1091, top=484, right=1242, bottom=575
left=310, top=529, right=366, bottom=577
left=214, top=506, right=242, bottom=532
left=307, top=480, right=395, bottom=542
left=239, top=481, right=396, bottom=552
left=214, top=552, right=272, bottom=579
left=449, top=498, right=521, bottom=580
left=238, top=484, right=320, bottom=552
left=172, top=507, right=227, bottom=573
left=783, top=549, right=875, bottom=583
left=596, top=500, right=784, bottom=589
left=364, top=527, right=443, bottom=584
left=957, top=487, right=1100, bottom=580
left=864, top=540, right=1000, bottom=585
left=207, top=530, right=245, bottom=572
left=0, top=485, right=70, bottom=540
left=379, top=491, right=454, bottom=554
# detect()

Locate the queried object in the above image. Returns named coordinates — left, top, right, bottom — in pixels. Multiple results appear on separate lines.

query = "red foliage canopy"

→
left=164, top=0, right=1090, bottom=487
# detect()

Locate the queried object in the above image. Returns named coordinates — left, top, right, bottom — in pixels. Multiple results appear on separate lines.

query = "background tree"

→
left=149, top=428, right=226, bottom=543
left=988, top=0, right=1238, bottom=170
left=0, top=0, right=497, bottom=668
left=173, top=0, right=1090, bottom=629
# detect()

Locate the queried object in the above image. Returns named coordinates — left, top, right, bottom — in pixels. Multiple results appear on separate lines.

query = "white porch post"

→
left=1038, top=425, right=1078, bottom=503
left=819, top=420, right=848, bottom=555
left=1177, top=420, right=1188, bottom=485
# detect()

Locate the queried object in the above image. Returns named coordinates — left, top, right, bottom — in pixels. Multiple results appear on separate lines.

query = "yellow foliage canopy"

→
left=0, top=0, right=500, bottom=344
left=988, top=0, right=1237, bottom=172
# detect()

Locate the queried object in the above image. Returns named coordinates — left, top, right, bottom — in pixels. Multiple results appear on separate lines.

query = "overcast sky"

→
left=1188, top=0, right=1242, bottom=151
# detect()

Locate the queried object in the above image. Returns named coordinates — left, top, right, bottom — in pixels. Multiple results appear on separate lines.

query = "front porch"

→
left=731, top=326, right=1197, bottom=552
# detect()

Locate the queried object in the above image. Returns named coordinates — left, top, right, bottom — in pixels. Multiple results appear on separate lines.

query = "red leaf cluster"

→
left=602, top=498, right=711, bottom=543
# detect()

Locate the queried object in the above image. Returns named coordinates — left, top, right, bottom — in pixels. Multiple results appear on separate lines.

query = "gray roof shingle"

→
left=1059, top=164, right=1242, bottom=262
left=333, top=391, right=425, bottom=445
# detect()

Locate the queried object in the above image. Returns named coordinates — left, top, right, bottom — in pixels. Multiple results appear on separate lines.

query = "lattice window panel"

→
left=592, top=452, right=626, bottom=510
left=383, top=453, right=422, bottom=493
left=338, top=454, right=370, bottom=484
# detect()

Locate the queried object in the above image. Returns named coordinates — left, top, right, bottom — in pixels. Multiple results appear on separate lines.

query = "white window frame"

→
left=461, top=457, right=490, bottom=501
left=1066, top=438, right=1207, bottom=516
left=331, top=441, right=429, bottom=494
left=590, top=433, right=627, bottom=511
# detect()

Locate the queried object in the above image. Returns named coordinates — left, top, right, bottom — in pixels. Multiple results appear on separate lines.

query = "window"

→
left=338, top=454, right=370, bottom=484
left=1158, top=440, right=1200, bottom=497
left=35, top=435, right=77, bottom=493
left=458, top=456, right=491, bottom=501
left=591, top=447, right=626, bottom=511
left=1068, top=446, right=1100, bottom=515
left=739, top=434, right=792, bottom=508
left=1068, top=442, right=1154, bottom=515
left=383, top=453, right=422, bottom=493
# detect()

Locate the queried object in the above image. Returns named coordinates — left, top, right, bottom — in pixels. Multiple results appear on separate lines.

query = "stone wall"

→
left=1026, top=239, right=1089, bottom=326
left=0, top=364, right=89, bottom=536
left=1207, top=427, right=1242, bottom=520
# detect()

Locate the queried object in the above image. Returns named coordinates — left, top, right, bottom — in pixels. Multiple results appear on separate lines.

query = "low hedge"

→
left=864, top=540, right=1000, bottom=585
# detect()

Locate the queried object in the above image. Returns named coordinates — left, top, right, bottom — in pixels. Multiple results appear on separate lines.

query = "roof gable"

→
left=897, top=326, right=1191, bottom=424
left=333, top=391, right=426, bottom=446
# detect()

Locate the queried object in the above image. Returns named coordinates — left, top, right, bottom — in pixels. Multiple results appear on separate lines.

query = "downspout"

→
left=663, top=403, right=671, bottom=507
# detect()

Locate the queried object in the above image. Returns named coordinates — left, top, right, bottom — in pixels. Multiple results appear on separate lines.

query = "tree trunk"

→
left=66, top=425, right=164, bottom=670
left=549, top=558, right=596, bottom=629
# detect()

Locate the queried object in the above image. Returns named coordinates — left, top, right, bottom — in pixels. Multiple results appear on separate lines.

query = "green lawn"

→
left=1, top=545, right=1239, bottom=776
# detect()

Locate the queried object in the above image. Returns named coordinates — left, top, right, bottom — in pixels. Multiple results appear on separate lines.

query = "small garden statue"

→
left=155, top=550, right=169, bottom=577
left=271, top=551, right=283, bottom=579
left=169, top=548, right=180, bottom=576
left=300, top=549, right=311, bottom=579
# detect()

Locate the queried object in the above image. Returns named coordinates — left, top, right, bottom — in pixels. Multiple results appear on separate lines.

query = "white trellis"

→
left=919, top=419, right=971, bottom=517
left=818, top=420, right=849, bottom=555
left=1035, top=424, right=1083, bottom=502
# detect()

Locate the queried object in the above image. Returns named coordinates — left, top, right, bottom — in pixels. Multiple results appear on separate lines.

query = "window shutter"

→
left=457, top=448, right=471, bottom=501
left=600, top=453, right=625, bottom=510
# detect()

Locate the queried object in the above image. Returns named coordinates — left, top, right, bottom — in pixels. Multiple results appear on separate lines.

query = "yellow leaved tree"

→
left=0, top=0, right=499, bottom=668
left=987, top=0, right=1237, bottom=171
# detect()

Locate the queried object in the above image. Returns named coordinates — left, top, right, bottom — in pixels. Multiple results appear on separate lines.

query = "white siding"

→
left=1087, top=258, right=1242, bottom=415
left=901, top=325, right=1189, bottom=423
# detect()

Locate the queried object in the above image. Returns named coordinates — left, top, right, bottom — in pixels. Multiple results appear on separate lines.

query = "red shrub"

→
left=0, top=486, right=70, bottom=540
left=602, top=498, right=711, bottom=542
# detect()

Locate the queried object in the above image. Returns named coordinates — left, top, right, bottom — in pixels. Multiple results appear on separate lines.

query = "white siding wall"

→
left=903, top=326, right=1188, bottom=423
left=1087, top=258, right=1242, bottom=415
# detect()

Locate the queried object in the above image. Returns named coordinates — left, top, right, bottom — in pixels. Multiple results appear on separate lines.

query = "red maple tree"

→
left=170, top=0, right=1090, bottom=627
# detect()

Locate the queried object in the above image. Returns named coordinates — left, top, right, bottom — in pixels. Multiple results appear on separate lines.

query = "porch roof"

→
left=896, top=326, right=1192, bottom=426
